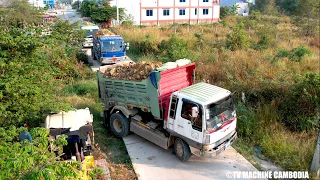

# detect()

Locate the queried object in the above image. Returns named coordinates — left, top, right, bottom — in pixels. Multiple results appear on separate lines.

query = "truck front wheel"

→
left=110, top=113, right=129, bottom=138
left=91, top=48, right=96, bottom=60
left=174, top=138, right=191, bottom=162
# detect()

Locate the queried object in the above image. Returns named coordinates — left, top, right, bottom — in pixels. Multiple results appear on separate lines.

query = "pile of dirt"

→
left=94, top=29, right=116, bottom=36
left=103, top=61, right=162, bottom=81
left=83, top=21, right=94, bottom=25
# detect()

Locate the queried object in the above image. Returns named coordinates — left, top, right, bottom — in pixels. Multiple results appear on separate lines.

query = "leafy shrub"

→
left=289, top=46, right=312, bottom=62
left=226, top=23, right=250, bottom=51
left=279, top=73, right=320, bottom=131
left=89, top=168, right=104, bottom=179
left=122, top=20, right=133, bottom=27
left=275, top=46, right=312, bottom=62
left=220, top=6, right=231, bottom=19
left=220, top=20, right=228, bottom=27
left=160, top=35, right=190, bottom=62
left=76, top=51, right=89, bottom=64
left=252, top=26, right=276, bottom=50
left=0, top=126, right=81, bottom=179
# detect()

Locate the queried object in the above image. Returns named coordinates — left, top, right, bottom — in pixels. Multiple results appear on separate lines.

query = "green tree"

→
left=91, top=5, right=125, bottom=23
left=220, top=6, right=231, bottom=19
left=255, top=0, right=278, bottom=14
left=226, top=23, right=250, bottom=51
left=162, top=35, right=190, bottom=62
left=80, top=0, right=98, bottom=17
left=0, top=3, right=88, bottom=127
left=0, top=0, right=42, bottom=28
left=276, top=0, right=299, bottom=14
left=0, top=126, right=81, bottom=179
left=230, top=4, right=239, bottom=15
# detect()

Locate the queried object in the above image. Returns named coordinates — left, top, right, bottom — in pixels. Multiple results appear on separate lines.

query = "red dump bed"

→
left=158, top=63, right=195, bottom=120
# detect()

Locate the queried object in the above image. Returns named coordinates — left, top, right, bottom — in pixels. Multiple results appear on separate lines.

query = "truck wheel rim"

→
left=176, top=142, right=183, bottom=157
left=113, top=119, right=122, bottom=133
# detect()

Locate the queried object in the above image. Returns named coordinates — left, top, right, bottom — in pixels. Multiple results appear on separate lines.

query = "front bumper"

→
left=82, top=42, right=93, bottom=48
left=203, top=132, right=237, bottom=157
left=190, top=132, right=237, bottom=157
left=100, top=56, right=131, bottom=64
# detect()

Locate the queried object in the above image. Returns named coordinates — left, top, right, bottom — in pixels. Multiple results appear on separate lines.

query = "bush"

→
left=252, top=26, right=276, bottom=50
left=226, top=23, right=250, bottom=51
left=122, top=21, right=133, bottom=28
left=0, top=126, right=81, bottom=179
left=279, top=73, right=320, bottom=131
left=160, top=35, right=190, bottom=62
left=76, top=51, right=89, bottom=64
left=275, top=46, right=312, bottom=62
left=289, top=46, right=312, bottom=62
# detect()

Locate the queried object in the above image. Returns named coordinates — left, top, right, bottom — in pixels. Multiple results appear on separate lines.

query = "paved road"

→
left=56, top=8, right=81, bottom=24
left=124, top=135, right=263, bottom=180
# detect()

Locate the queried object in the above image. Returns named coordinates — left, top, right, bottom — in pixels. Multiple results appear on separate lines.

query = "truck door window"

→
left=169, top=96, right=179, bottom=119
left=181, top=101, right=202, bottom=131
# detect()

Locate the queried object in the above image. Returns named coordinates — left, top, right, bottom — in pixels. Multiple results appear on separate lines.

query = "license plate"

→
left=225, top=141, right=231, bottom=149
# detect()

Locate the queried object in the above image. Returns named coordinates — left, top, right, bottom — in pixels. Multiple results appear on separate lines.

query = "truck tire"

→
left=91, top=48, right=96, bottom=60
left=103, top=110, right=109, bottom=128
left=174, top=138, right=191, bottom=162
left=110, top=113, right=129, bottom=138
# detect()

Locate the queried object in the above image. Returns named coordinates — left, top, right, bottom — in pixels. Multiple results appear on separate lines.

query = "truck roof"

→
left=81, top=25, right=99, bottom=30
left=178, top=82, right=231, bottom=105
left=99, top=36, right=123, bottom=41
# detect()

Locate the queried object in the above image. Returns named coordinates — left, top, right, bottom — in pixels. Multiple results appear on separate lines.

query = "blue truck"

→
left=92, top=29, right=131, bottom=64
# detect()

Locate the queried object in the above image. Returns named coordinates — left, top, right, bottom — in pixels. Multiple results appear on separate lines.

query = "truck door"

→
left=167, top=95, right=178, bottom=131
left=175, top=99, right=203, bottom=144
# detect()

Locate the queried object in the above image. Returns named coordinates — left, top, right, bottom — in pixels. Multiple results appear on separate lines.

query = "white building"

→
left=220, top=0, right=254, bottom=16
left=110, top=0, right=221, bottom=26
left=28, top=0, right=45, bottom=8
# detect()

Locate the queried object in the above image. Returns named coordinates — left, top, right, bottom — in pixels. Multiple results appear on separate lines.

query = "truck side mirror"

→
left=192, top=107, right=199, bottom=118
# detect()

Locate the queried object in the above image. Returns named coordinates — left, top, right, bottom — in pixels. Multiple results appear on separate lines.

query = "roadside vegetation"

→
left=111, top=1, right=320, bottom=171
left=0, top=0, right=95, bottom=178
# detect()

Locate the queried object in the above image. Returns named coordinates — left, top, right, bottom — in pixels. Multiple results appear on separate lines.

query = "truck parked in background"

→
left=97, top=61, right=237, bottom=162
left=92, top=29, right=130, bottom=64
left=81, top=22, right=99, bottom=48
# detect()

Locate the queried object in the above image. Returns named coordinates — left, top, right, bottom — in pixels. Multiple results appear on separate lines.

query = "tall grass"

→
left=236, top=103, right=317, bottom=170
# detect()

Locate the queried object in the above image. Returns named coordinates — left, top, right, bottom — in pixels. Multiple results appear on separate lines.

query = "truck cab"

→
left=81, top=25, right=99, bottom=48
left=92, top=35, right=130, bottom=64
left=167, top=83, right=237, bottom=158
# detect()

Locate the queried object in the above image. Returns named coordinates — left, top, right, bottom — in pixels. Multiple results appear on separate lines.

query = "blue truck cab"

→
left=92, top=35, right=130, bottom=64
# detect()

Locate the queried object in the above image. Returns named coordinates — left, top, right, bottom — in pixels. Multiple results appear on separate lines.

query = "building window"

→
left=179, top=9, right=186, bottom=15
left=195, top=8, right=197, bottom=15
left=203, top=0, right=209, bottom=2
left=163, top=9, right=170, bottom=16
left=180, top=0, right=186, bottom=2
left=146, top=10, right=153, bottom=16
left=203, top=9, right=209, bottom=15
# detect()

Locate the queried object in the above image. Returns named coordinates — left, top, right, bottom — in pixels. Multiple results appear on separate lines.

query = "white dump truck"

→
left=98, top=61, right=237, bottom=161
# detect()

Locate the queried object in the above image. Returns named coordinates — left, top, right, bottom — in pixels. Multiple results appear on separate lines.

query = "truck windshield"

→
left=102, top=40, right=123, bottom=52
left=85, top=29, right=99, bottom=37
left=205, top=95, right=236, bottom=132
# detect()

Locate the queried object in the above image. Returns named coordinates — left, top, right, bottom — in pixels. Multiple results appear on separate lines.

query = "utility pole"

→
left=116, top=0, right=119, bottom=26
